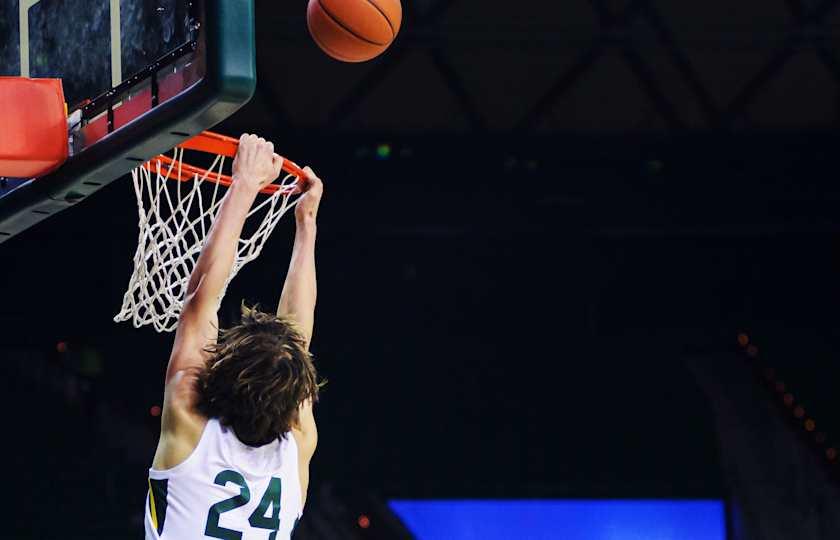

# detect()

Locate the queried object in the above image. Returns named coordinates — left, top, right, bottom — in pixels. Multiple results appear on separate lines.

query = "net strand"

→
left=114, top=148, right=300, bottom=332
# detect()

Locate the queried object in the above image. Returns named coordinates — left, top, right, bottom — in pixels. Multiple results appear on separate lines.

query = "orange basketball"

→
left=307, top=0, right=402, bottom=62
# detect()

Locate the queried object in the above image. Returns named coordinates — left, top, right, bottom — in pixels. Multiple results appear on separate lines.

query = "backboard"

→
left=0, top=0, right=257, bottom=243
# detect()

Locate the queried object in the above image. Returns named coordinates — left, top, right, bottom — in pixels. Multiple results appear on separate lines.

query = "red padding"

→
left=0, top=77, right=68, bottom=178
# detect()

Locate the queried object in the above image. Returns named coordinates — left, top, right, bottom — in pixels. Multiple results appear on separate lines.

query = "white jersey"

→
left=145, top=418, right=303, bottom=540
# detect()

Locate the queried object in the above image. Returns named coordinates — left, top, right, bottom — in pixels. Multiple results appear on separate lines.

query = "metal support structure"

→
left=428, top=47, right=486, bottom=131
left=641, top=2, right=720, bottom=126
left=328, top=0, right=470, bottom=127
left=255, top=0, right=840, bottom=135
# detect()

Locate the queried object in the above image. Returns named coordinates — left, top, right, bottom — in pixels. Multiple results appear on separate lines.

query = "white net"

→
left=114, top=148, right=301, bottom=332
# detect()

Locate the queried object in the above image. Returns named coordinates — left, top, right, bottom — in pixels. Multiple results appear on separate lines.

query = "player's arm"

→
left=166, top=134, right=283, bottom=383
left=276, top=166, right=322, bottom=347
left=153, top=135, right=283, bottom=470
left=279, top=168, right=323, bottom=506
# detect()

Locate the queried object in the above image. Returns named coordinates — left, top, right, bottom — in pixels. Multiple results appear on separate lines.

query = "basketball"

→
left=307, top=0, right=402, bottom=62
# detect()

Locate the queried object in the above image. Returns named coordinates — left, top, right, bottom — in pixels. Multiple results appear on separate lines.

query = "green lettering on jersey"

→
left=204, top=470, right=284, bottom=539
left=204, top=470, right=250, bottom=540
left=248, top=477, right=282, bottom=539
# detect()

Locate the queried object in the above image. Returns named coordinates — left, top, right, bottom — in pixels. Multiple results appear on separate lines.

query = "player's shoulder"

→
left=291, top=427, right=317, bottom=461
left=292, top=399, right=318, bottom=461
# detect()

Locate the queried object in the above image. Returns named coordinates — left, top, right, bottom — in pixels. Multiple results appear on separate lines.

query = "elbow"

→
left=185, top=271, right=208, bottom=299
left=180, top=290, right=205, bottom=320
left=182, top=274, right=219, bottom=314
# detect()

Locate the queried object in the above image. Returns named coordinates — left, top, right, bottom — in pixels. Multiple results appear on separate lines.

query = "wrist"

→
left=295, top=216, right=317, bottom=230
left=231, top=175, right=261, bottom=196
left=229, top=179, right=261, bottom=208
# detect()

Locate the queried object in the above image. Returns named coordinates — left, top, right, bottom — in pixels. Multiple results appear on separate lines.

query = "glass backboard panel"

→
left=1, top=0, right=194, bottom=107
left=0, top=0, right=256, bottom=243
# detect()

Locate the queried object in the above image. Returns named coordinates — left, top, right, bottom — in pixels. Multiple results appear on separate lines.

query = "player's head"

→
left=195, top=304, right=321, bottom=446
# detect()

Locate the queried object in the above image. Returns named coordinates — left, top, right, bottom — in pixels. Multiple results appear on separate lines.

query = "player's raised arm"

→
left=166, top=134, right=284, bottom=382
left=277, top=167, right=323, bottom=348
left=277, top=166, right=323, bottom=508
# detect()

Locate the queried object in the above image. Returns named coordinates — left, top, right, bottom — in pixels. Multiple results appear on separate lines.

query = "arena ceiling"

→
left=229, top=0, right=840, bottom=135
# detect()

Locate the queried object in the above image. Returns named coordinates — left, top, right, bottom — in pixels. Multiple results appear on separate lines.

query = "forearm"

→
left=277, top=218, right=317, bottom=345
left=166, top=135, right=279, bottom=382
left=186, top=181, right=257, bottom=306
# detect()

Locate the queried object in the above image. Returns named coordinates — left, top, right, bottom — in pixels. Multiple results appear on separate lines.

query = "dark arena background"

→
left=3, top=0, right=840, bottom=538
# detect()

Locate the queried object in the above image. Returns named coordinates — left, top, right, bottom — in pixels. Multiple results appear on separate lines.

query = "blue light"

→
left=388, top=499, right=726, bottom=540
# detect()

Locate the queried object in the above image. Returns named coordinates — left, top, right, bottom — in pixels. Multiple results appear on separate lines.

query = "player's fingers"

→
left=298, top=167, right=312, bottom=189
left=234, top=134, right=246, bottom=162
left=302, top=167, right=323, bottom=194
left=303, top=166, right=321, bottom=183
left=261, top=139, right=274, bottom=160
left=272, top=153, right=284, bottom=175
left=239, top=133, right=255, bottom=158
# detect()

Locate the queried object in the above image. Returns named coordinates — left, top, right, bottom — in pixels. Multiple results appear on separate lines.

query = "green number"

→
left=248, top=477, right=282, bottom=540
left=204, top=470, right=283, bottom=539
left=205, top=470, right=251, bottom=540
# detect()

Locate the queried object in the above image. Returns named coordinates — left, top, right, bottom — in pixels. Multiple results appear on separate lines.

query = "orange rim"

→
left=142, top=131, right=305, bottom=195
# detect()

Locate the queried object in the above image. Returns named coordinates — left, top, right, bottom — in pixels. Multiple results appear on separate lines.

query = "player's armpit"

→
left=153, top=370, right=207, bottom=470
left=160, top=369, right=202, bottom=431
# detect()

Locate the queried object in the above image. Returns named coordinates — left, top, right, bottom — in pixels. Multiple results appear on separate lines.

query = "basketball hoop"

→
left=114, top=132, right=304, bottom=333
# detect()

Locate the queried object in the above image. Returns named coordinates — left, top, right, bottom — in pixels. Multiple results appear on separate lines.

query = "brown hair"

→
left=195, top=304, right=321, bottom=446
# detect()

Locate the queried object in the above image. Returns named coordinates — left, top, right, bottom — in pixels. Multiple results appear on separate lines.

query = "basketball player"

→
left=145, top=134, right=323, bottom=539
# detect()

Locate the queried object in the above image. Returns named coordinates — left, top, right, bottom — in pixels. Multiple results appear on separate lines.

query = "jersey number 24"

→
left=205, top=469, right=282, bottom=540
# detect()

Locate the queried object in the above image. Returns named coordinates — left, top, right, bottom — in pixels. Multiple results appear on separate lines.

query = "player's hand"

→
left=232, top=133, right=284, bottom=192
left=295, top=167, right=323, bottom=224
